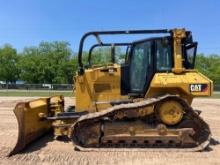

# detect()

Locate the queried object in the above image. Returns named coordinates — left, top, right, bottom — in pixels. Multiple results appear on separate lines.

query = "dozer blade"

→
left=9, top=96, right=63, bottom=156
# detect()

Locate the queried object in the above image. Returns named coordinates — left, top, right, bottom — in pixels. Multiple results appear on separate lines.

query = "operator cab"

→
left=77, top=29, right=198, bottom=97
left=127, top=37, right=172, bottom=96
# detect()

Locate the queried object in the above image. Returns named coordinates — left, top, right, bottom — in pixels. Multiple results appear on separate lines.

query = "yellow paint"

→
left=12, top=28, right=214, bottom=147
left=158, top=100, right=183, bottom=125
left=11, top=95, right=66, bottom=153
left=75, top=64, right=128, bottom=112
left=146, top=71, right=213, bottom=104
left=74, top=28, right=213, bottom=112
left=172, top=29, right=186, bottom=73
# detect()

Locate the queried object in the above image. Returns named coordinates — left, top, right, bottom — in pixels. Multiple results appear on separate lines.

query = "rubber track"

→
left=71, top=95, right=211, bottom=152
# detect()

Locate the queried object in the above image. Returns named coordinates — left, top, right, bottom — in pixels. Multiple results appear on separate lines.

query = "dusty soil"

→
left=0, top=97, right=220, bottom=165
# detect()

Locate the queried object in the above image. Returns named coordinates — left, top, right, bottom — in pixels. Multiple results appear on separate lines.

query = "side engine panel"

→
left=146, top=71, right=213, bottom=104
left=75, top=64, right=128, bottom=112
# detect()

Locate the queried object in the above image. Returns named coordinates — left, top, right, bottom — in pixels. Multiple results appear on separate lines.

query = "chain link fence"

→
left=1, top=84, right=219, bottom=91
left=0, top=84, right=73, bottom=97
left=214, top=84, right=220, bottom=91
left=0, top=84, right=72, bottom=90
left=0, top=83, right=219, bottom=97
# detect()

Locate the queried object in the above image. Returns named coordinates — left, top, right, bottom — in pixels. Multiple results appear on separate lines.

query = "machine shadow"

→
left=19, top=132, right=55, bottom=154
left=55, top=136, right=71, bottom=143
left=204, top=137, right=220, bottom=152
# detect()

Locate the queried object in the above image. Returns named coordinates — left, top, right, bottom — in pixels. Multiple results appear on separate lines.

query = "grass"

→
left=212, top=92, right=220, bottom=98
left=0, top=90, right=73, bottom=97
left=0, top=90, right=220, bottom=98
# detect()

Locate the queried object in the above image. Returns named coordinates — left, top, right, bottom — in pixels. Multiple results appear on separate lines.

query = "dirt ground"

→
left=0, top=97, right=220, bottom=165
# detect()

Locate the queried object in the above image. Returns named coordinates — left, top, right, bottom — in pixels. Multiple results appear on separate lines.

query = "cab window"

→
left=156, top=39, right=172, bottom=72
left=130, top=41, right=152, bottom=92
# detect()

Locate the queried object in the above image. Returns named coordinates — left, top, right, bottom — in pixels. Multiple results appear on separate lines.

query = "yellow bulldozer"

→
left=9, top=28, right=213, bottom=156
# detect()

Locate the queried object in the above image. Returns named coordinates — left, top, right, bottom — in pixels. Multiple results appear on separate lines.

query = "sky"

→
left=0, top=0, right=220, bottom=54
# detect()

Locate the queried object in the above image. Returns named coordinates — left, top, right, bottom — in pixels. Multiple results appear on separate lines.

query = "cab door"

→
left=120, top=37, right=173, bottom=97
left=129, top=40, right=154, bottom=97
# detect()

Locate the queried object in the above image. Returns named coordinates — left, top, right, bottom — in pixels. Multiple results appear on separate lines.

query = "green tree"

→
left=18, top=46, right=43, bottom=83
left=0, top=44, right=19, bottom=83
left=89, top=47, right=126, bottom=65
left=195, top=54, right=220, bottom=84
left=19, top=41, right=75, bottom=84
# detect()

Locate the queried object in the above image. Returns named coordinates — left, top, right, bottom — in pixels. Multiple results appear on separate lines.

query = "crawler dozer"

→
left=9, top=28, right=213, bottom=156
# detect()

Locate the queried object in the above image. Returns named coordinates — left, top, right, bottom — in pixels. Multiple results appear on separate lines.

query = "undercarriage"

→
left=72, top=95, right=211, bottom=151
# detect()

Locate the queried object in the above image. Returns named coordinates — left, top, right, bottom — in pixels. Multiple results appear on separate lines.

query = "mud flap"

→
left=9, top=96, right=63, bottom=156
